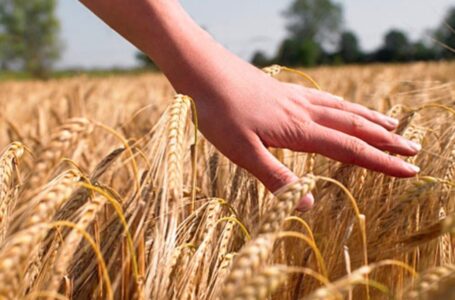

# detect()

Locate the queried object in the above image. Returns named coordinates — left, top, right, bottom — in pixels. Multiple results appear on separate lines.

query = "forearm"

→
left=79, top=0, right=244, bottom=95
left=80, top=0, right=419, bottom=206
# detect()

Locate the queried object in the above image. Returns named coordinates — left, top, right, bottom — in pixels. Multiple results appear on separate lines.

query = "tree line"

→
left=252, top=0, right=455, bottom=68
left=0, top=0, right=454, bottom=78
left=0, top=0, right=60, bottom=78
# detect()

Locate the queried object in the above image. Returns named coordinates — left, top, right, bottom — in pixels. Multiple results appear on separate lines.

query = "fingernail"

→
left=407, top=141, right=422, bottom=152
left=385, top=116, right=399, bottom=127
left=406, top=163, right=421, bottom=174
left=296, top=193, right=315, bottom=211
left=334, top=95, right=344, bottom=101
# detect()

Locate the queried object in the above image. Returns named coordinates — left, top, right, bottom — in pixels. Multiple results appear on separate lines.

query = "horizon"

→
left=56, top=0, right=453, bottom=69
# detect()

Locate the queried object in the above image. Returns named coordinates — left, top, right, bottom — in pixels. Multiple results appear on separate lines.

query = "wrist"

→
left=81, top=0, right=251, bottom=101
left=147, top=5, right=237, bottom=94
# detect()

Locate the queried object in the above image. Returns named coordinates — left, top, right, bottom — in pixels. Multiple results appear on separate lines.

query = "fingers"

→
left=301, top=88, right=399, bottom=131
left=235, top=138, right=314, bottom=211
left=309, top=106, right=421, bottom=156
left=290, top=122, right=420, bottom=178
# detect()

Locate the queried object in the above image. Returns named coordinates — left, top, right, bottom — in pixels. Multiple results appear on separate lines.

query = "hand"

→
left=80, top=0, right=420, bottom=210
left=182, top=59, right=420, bottom=210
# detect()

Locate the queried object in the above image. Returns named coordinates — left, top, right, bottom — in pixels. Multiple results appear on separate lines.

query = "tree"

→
left=136, top=51, right=159, bottom=70
left=374, top=29, right=411, bottom=62
left=284, top=0, right=343, bottom=46
left=271, top=0, right=343, bottom=66
left=411, top=41, right=437, bottom=61
left=251, top=51, right=271, bottom=68
left=275, top=38, right=320, bottom=67
left=337, top=31, right=362, bottom=63
left=435, top=6, right=455, bottom=58
left=0, top=0, right=61, bottom=77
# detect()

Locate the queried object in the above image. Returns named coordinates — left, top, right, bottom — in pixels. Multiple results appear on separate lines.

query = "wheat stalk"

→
left=304, top=260, right=414, bottom=300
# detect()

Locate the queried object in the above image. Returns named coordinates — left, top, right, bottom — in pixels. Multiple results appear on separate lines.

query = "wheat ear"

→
left=166, top=95, right=190, bottom=201
left=181, top=200, right=223, bottom=299
left=46, top=195, right=106, bottom=293
left=439, top=143, right=455, bottom=264
left=28, top=118, right=93, bottom=189
left=221, top=234, right=275, bottom=298
left=228, top=265, right=288, bottom=300
left=0, top=142, right=24, bottom=241
left=257, top=175, right=316, bottom=235
left=404, top=265, right=455, bottom=300
left=0, top=169, right=81, bottom=298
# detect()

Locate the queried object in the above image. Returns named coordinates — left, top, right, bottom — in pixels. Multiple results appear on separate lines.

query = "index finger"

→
left=296, top=122, right=420, bottom=177
left=303, top=88, right=399, bottom=131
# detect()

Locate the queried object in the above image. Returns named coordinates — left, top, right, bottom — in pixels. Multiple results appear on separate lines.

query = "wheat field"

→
left=1, top=61, right=455, bottom=299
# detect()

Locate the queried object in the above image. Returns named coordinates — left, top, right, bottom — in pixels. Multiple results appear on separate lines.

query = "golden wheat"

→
left=0, top=61, right=453, bottom=299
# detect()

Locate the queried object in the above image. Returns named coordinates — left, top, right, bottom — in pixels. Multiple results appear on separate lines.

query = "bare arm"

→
left=80, top=0, right=420, bottom=209
left=80, top=0, right=240, bottom=94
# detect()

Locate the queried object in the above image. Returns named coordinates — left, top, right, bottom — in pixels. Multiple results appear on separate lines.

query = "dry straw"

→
left=0, top=142, right=24, bottom=241
left=166, top=94, right=191, bottom=201
left=0, top=169, right=81, bottom=298
left=0, top=61, right=454, bottom=299
left=27, top=118, right=93, bottom=189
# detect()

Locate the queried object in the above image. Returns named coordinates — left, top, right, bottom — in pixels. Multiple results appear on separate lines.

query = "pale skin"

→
left=80, top=0, right=421, bottom=210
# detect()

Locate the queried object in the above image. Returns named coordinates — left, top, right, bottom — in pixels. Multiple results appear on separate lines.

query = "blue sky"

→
left=57, top=0, right=454, bottom=69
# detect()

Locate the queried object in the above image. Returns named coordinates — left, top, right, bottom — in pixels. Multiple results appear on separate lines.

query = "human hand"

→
left=80, top=0, right=420, bottom=210
left=178, top=57, right=420, bottom=210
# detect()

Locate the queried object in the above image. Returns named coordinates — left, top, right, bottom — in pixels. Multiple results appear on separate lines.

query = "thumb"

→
left=241, top=141, right=314, bottom=211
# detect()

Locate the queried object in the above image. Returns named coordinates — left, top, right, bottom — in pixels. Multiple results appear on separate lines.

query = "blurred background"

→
left=0, top=0, right=454, bottom=79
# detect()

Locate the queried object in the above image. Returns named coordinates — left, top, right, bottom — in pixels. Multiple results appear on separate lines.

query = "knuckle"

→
left=366, top=108, right=385, bottom=123
left=266, top=166, right=293, bottom=192
left=351, top=103, right=378, bottom=122
left=376, top=130, right=395, bottom=145
left=334, top=101, right=346, bottom=110
left=377, top=132, right=401, bottom=149
left=350, top=115, right=365, bottom=132
left=283, top=119, right=314, bottom=151
left=345, top=139, right=366, bottom=164
left=383, top=154, right=397, bottom=166
left=368, top=109, right=380, bottom=121
left=388, top=133, right=402, bottom=145
left=295, top=119, right=315, bottom=142
left=374, top=152, right=396, bottom=170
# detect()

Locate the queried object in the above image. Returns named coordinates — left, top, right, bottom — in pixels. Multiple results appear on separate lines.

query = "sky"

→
left=56, top=0, right=454, bottom=69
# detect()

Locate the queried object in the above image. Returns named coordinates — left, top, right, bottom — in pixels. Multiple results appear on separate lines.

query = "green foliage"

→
left=410, top=41, right=437, bottom=61
left=267, top=0, right=341, bottom=67
left=435, top=7, right=455, bottom=57
left=251, top=51, right=271, bottom=68
left=284, top=0, right=343, bottom=45
left=374, top=29, right=412, bottom=62
left=337, top=31, right=361, bottom=63
left=275, top=38, right=321, bottom=67
left=135, top=51, right=159, bottom=70
left=257, top=2, right=454, bottom=67
left=0, top=0, right=61, bottom=78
